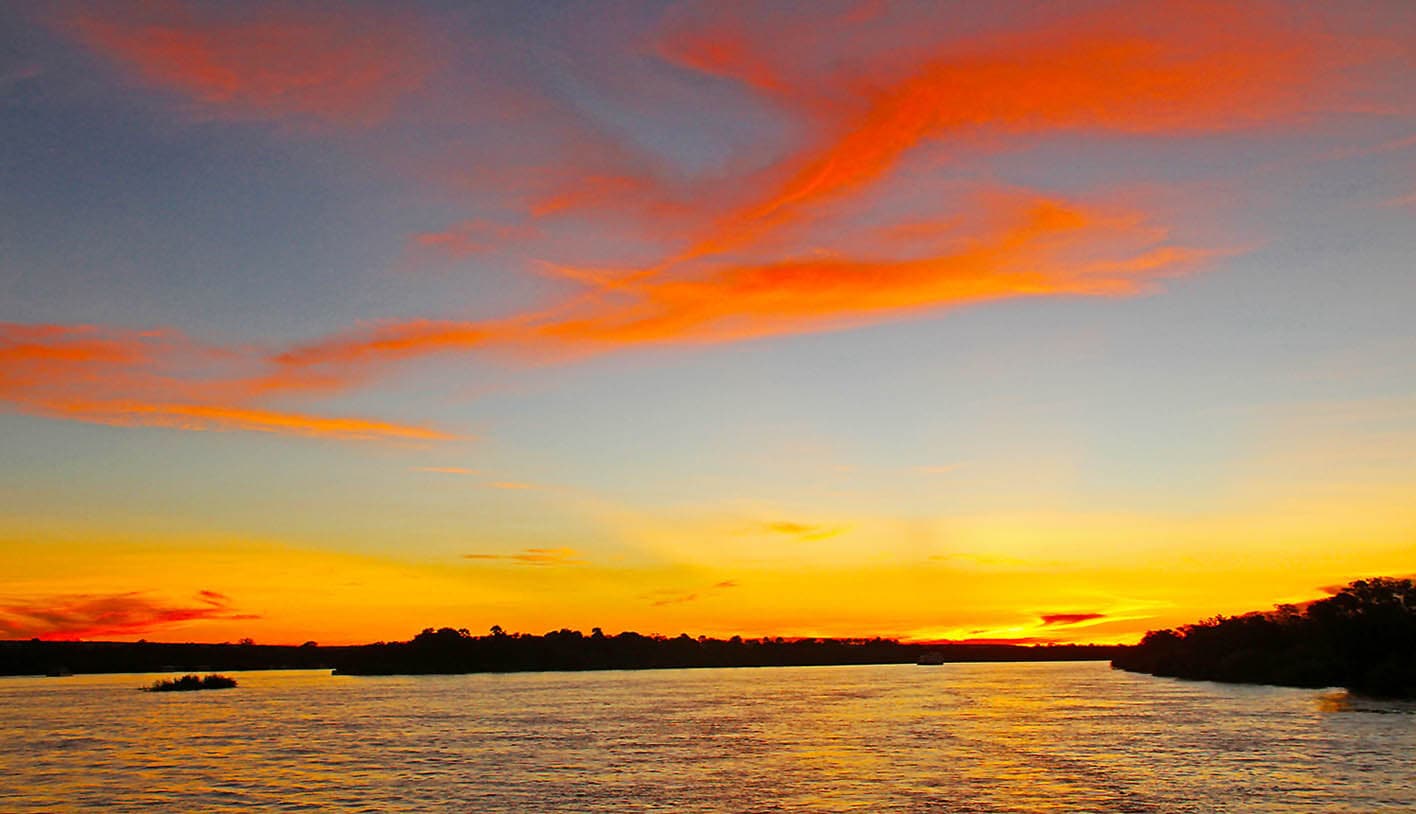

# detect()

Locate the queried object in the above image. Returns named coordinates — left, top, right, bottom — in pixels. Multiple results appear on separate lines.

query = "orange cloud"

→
left=38, top=399, right=455, bottom=442
left=656, top=9, right=790, bottom=98
left=0, top=590, right=258, bottom=640
left=537, top=195, right=1217, bottom=349
left=275, top=320, right=496, bottom=369
left=464, top=547, right=583, bottom=566
left=0, top=323, right=453, bottom=442
left=266, top=1, right=1340, bottom=378
left=645, top=579, right=739, bottom=607
left=668, top=1, right=1329, bottom=263
left=1040, top=612, right=1107, bottom=627
left=412, top=219, right=539, bottom=259
left=269, top=188, right=1217, bottom=379
left=66, top=3, right=433, bottom=126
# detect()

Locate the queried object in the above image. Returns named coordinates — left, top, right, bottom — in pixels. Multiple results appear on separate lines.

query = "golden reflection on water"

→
left=2, top=663, right=1414, bottom=812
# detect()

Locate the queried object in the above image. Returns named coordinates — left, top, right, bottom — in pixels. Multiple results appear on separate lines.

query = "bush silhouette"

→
left=144, top=673, right=238, bottom=692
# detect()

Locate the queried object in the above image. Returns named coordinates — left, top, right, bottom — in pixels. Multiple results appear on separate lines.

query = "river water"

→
left=2, top=661, right=1412, bottom=812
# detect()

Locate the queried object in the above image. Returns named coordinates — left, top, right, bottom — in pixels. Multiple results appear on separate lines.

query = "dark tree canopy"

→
left=1113, top=577, right=1416, bottom=697
left=330, top=627, right=1118, bottom=675
left=2, top=629, right=1119, bottom=677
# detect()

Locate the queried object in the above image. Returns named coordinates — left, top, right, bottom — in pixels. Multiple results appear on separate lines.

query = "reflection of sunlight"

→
left=1316, top=691, right=1416, bottom=715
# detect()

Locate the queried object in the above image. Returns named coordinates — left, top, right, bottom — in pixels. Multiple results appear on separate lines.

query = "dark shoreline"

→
left=1, top=633, right=1120, bottom=678
left=1109, top=578, right=1415, bottom=698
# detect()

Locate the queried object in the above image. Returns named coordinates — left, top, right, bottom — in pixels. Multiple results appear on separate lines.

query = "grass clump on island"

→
left=143, top=673, right=238, bottom=692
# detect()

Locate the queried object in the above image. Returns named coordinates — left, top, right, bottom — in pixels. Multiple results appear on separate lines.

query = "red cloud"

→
left=0, top=590, right=259, bottom=640
left=1040, top=612, right=1107, bottom=627
left=66, top=4, right=433, bottom=126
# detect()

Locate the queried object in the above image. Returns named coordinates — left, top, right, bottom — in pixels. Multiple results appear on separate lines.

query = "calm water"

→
left=2, top=661, right=1413, bottom=812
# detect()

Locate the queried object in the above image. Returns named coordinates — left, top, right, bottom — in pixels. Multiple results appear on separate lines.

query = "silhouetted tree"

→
left=1113, top=577, right=1416, bottom=696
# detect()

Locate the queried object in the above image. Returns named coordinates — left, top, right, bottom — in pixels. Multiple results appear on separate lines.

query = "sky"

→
left=1, top=0, right=1413, bottom=645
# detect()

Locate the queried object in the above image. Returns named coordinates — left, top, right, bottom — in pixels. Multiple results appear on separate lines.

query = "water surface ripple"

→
left=3, top=661, right=1413, bottom=812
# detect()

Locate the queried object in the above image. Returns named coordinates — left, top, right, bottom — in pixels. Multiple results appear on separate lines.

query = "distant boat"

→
left=45, top=667, right=72, bottom=677
left=917, top=651, right=946, bottom=665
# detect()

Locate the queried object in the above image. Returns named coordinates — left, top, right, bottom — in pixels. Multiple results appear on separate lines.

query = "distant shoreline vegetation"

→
left=0, top=631, right=1117, bottom=677
left=330, top=628, right=1118, bottom=675
left=1112, top=577, right=1416, bottom=698
left=143, top=674, right=237, bottom=692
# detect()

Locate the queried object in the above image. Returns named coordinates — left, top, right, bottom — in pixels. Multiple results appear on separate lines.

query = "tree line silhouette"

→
left=0, top=639, right=347, bottom=676
left=1112, top=577, right=1416, bottom=697
left=0, top=630, right=1117, bottom=676
left=331, top=627, right=1117, bottom=674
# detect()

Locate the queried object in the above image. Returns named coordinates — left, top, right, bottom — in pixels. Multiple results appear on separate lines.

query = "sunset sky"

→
left=2, top=1, right=1413, bottom=645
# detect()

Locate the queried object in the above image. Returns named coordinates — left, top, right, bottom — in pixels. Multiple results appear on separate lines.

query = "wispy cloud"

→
left=254, top=1, right=1344, bottom=377
left=463, top=547, right=583, bottom=566
left=42, top=400, right=457, bottom=442
left=645, top=579, right=739, bottom=607
left=411, top=219, right=540, bottom=259
left=0, top=63, right=43, bottom=90
left=268, top=189, right=1223, bottom=377
left=0, top=323, right=455, bottom=442
left=411, top=466, right=479, bottom=475
left=928, top=552, right=1054, bottom=570
left=916, top=464, right=964, bottom=475
left=648, top=591, right=699, bottom=607
left=1039, top=612, right=1107, bottom=627
left=761, top=521, right=846, bottom=542
left=0, top=590, right=258, bottom=640
left=654, top=0, right=1329, bottom=265
left=65, top=4, right=434, bottom=127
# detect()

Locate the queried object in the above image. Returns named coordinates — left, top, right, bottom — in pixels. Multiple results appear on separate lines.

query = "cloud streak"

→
left=0, top=323, right=455, bottom=442
left=646, top=579, right=739, bottom=607
left=274, top=188, right=1218, bottom=375
left=760, top=521, right=847, bottom=542
left=1039, top=612, right=1107, bottom=627
left=66, top=3, right=434, bottom=126
left=0, top=590, right=258, bottom=640
left=463, top=547, right=584, bottom=566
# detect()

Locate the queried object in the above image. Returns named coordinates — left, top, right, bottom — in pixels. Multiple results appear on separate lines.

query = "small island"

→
left=143, top=674, right=238, bottom=692
left=332, top=628, right=1118, bottom=675
left=1112, top=577, right=1415, bottom=697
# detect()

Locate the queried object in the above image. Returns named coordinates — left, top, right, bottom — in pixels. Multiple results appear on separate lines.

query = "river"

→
left=2, top=661, right=1412, bottom=812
